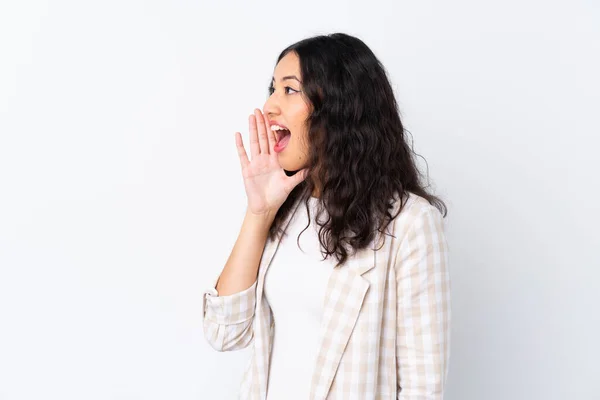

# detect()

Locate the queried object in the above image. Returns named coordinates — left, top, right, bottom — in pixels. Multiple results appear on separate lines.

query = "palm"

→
left=242, top=152, right=286, bottom=212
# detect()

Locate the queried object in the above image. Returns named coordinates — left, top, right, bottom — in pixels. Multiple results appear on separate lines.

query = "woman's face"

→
left=263, top=51, right=311, bottom=173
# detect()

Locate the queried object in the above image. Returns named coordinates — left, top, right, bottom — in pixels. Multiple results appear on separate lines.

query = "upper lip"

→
left=269, top=121, right=289, bottom=131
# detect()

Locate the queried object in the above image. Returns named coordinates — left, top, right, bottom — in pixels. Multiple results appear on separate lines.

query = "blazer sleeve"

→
left=395, top=204, right=451, bottom=399
left=202, top=270, right=257, bottom=352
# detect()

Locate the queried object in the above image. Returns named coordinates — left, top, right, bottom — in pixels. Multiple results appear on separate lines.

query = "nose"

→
left=263, top=93, right=280, bottom=119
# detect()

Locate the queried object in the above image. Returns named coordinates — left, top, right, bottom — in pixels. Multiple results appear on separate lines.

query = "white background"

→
left=0, top=0, right=598, bottom=399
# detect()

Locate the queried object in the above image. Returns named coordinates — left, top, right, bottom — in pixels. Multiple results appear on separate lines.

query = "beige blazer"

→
left=203, top=192, right=451, bottom=399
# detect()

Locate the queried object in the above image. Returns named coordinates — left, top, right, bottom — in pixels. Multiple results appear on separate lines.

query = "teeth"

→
left=271, top=125, right=289, bottom=131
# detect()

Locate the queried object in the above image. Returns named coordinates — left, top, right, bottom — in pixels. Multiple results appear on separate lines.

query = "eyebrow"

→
left=271, top=75, right=302, bottom=84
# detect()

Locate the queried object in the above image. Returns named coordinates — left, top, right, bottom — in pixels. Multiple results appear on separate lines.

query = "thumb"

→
left=291, top=168, right=310, bottom=187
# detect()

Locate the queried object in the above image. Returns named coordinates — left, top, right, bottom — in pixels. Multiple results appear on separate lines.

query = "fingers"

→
left=248, top=114, right=260, bottom=160
left=235, top=132, right=250, bottom=170
left=263, top=112, right=277, bottom=152
left=240, top=109, right=273, bottom=169
left=254, top=109, right=270, bottom=155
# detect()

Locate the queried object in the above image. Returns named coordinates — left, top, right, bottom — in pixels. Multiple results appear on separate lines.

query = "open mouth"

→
left=274, top=129, right=291, bottom=152
left=276, top=129, right=291, bottom=142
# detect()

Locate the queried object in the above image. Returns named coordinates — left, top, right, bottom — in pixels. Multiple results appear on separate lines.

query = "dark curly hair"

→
left=266, top=32, right=447, bottom=267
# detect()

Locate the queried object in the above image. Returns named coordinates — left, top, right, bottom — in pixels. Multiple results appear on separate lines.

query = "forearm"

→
left=215, top=209, right=275, bottom=296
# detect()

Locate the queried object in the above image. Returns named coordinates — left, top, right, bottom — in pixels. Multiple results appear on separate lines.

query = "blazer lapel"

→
left=308, top=232, right=381, bottom=399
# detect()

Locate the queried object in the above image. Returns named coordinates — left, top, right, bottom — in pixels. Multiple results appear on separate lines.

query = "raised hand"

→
left=235, top=109, right=309, bottom=217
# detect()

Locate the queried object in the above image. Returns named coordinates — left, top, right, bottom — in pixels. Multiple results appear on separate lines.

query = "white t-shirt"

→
left=263, top=196, right=337, bottom=400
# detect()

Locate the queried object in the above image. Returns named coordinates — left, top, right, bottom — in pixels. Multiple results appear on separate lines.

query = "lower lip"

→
left=274, top=133, right=291, bottom=153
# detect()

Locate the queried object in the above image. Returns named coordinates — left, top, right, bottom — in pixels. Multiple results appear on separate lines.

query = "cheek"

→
left=292, top=131, right=310, bottom=156
left=290, top=101, right=310, bottom=127
left=288, top=102, right=311, bottom=151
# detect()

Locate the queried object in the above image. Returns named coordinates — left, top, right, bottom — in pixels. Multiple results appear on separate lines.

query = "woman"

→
left=203, top=33, right=451, bottom=399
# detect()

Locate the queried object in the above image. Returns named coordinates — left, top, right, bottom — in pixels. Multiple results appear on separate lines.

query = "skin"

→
left=262, top=52, right=312, bottom=180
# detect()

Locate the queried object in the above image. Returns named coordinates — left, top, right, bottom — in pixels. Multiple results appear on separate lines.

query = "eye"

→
left=268, top=85, right=300, bottom=95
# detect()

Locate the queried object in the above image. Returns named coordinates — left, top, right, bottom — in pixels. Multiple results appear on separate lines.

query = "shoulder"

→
left=387, top=191, right=446, bottom=243
left=393, top=191, right=444, bottom=223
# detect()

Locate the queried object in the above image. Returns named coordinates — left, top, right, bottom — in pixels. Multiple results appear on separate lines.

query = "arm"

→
left=202, top=210, right=275, bottom=352
left=395, top=205, right=451, bottom=399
